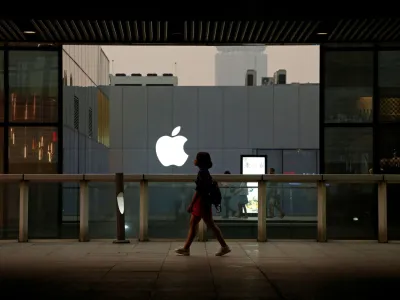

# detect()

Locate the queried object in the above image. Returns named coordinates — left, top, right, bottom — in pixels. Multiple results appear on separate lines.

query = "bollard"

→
left=113, top=172, right=130, bottom=243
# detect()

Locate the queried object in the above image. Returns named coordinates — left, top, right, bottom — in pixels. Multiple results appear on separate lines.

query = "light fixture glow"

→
left=317, top=32, right=328, bottom=35
left=24, top=31, right=36, bottom=34
left=117, top=192, right=124, bottom=214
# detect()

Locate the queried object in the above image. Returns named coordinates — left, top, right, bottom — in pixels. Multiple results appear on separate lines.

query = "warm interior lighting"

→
left=38, top=148, right=43, bottom=161
left=24, top=31, right=36, bottom=34
left=317, top=32, right=328, bottom=35
left=24, top=144, right=27, bottom=159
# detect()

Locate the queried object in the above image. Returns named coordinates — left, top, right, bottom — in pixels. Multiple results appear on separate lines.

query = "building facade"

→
left=0, top=45, right=111, bottom=240
left=106, top=84, right=319, bottom=174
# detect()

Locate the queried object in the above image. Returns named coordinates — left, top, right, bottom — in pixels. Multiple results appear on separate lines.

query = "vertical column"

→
left=378, top=180, right=388, bottom=243
left=18, top=180, right=29, bottom=242
left=139, top=179, right=149, bottom=241
left=114, top=172, right=129, bottom=243
left=317, top=180, right=327, bottom=242
left=257, top=180, right=267, bottom=242
left=79, top=180, right=89, bottom=242
left=197, top=220, right=207, bottom=242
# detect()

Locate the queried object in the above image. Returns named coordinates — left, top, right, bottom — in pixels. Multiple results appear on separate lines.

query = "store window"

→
left=8, top=51, right=58, bottom=123
left=379, top=51, right=400, bottom=123
left=8, top=127, right=58, bottom=174
left=324, top=127, right=373, bottom=174
left=324, top=51, right=373, bottom=123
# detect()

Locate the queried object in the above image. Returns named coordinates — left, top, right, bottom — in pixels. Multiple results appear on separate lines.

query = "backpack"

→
left=208, top=178, right=222, bottom=212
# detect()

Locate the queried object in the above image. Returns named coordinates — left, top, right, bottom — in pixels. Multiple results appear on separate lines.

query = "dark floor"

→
left=1, top=240, right=399, bottom=299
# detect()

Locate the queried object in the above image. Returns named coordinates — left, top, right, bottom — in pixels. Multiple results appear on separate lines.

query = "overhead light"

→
left=317, top=32, right=328, bottom=35
left=23, top=31, right=36, bottom=34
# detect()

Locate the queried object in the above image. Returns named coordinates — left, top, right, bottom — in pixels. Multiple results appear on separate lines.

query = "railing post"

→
left=18, top=180, right=29, bottom=242
left=317, top=180, right=327, bottom=242
left=257, top=180, right=267, bottom=242
left=197, top=220, right=207, bottom=242
left=114, top=172, right=129, bottom=243
left=139, top=179, right=149, bottom=241
left=79, top=180, right=89, bottom=242
left=378, top=180, right=388, bottom=243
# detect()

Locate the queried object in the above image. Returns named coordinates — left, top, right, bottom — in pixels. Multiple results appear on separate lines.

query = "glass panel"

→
left=254, top=149, right=283, bottom=174
left=324, top=51, right=373, bottom=123
left=282, top=150, right=318, bottom=174
left=8, top=51, right=59, bottom=123
left=61, top=182, right=79, bottom=239
left=0, top=50, right=4, bottom=121
left=0, top=184, right=19, bottom=239
left=324, top=127, right=373, bottom=174
left=8, top=127, right=58, bottom=174
left=88, top=182, right=115, bottom=239
left=88, top=182, right=139, bottom=239
left=379, top=51, right=400, bottom=122
left=267, top=182, right=317, bottom=239
left=27, top=182, right=60, bottom=238
left=327, top=183, right=377, bottom=240
left=148, top=182, right=194, bottom=239
left=324, top=127, right=376, bottom=239
left=213, top=181, right=258, bottom=239
left=376, top=126, right=400, bottom=240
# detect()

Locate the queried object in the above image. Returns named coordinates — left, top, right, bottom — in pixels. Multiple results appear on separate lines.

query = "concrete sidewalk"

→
left=1, top=240, right=399, bottom=299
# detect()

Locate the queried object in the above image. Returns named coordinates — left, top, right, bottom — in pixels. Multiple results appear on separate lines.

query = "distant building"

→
left=110, top=73, right=178, bottom=86
left=215, top=46, right=267, bottom=86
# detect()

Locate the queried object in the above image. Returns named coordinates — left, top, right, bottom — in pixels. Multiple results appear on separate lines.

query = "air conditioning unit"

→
left=245, top=70, right=257, bottom=86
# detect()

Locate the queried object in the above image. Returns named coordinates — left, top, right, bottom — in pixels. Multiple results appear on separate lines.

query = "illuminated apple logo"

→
left=155, top=126, right=188, bottom=167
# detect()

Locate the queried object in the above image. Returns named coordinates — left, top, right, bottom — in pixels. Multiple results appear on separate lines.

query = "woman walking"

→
left=175, top=152, right=231, bottom=256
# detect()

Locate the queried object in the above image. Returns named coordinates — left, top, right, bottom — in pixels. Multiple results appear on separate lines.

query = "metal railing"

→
left=0, top=173, right=396, bottom=243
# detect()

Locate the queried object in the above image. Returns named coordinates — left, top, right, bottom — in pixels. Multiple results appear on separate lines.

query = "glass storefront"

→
left=0, top=47, right=62, bottom=239
left=322, top=46, right=400, bottom=240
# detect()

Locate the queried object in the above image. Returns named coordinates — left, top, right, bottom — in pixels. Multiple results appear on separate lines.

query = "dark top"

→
left=195, top=168, right=212, bottom=198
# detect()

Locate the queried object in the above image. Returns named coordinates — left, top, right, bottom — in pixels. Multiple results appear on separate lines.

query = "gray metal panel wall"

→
left=108, top=85, right=319, bottom=174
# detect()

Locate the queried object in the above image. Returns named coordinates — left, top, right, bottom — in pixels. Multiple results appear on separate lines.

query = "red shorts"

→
left=191, top=198, right=212, bottom=218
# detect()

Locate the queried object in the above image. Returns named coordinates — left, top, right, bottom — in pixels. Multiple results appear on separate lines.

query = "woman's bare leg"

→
left=183, top=215, right=201, bottom=249
left=203, top=215, right=227, bottom=248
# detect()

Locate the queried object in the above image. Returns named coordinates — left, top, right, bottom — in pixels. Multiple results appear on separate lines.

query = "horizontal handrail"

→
left=5, top=172, right=392, bottom=244
left=0, top=173, right=399, bottom=183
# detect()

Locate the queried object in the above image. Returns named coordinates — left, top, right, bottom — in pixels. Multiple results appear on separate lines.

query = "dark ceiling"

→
left=0, top=16, right=399, bottom=45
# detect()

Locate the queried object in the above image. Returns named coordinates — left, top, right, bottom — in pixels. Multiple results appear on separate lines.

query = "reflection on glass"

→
left=28, top=182, right=60, bottom=238
left=283, top=150, right=318, bottom=174
left=266, top=183, right=317, bottom=239
left=324, top=127, right=373, bottom=174
left=8, top=127, right=58, bottom=174
left=327, top=183, right=376, bottom=240
left=8, top=51, right=58, bottom=123
left=88, top=182, right=139, bottom=239
left=254, top=149, right=283, bottom=173
left=324, top=51, right=373, bottom=123
left=379, top=51, right=400, bottom=122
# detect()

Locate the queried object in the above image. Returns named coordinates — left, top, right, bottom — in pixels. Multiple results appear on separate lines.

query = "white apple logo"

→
left=155, top=126, right=189, bottom=167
